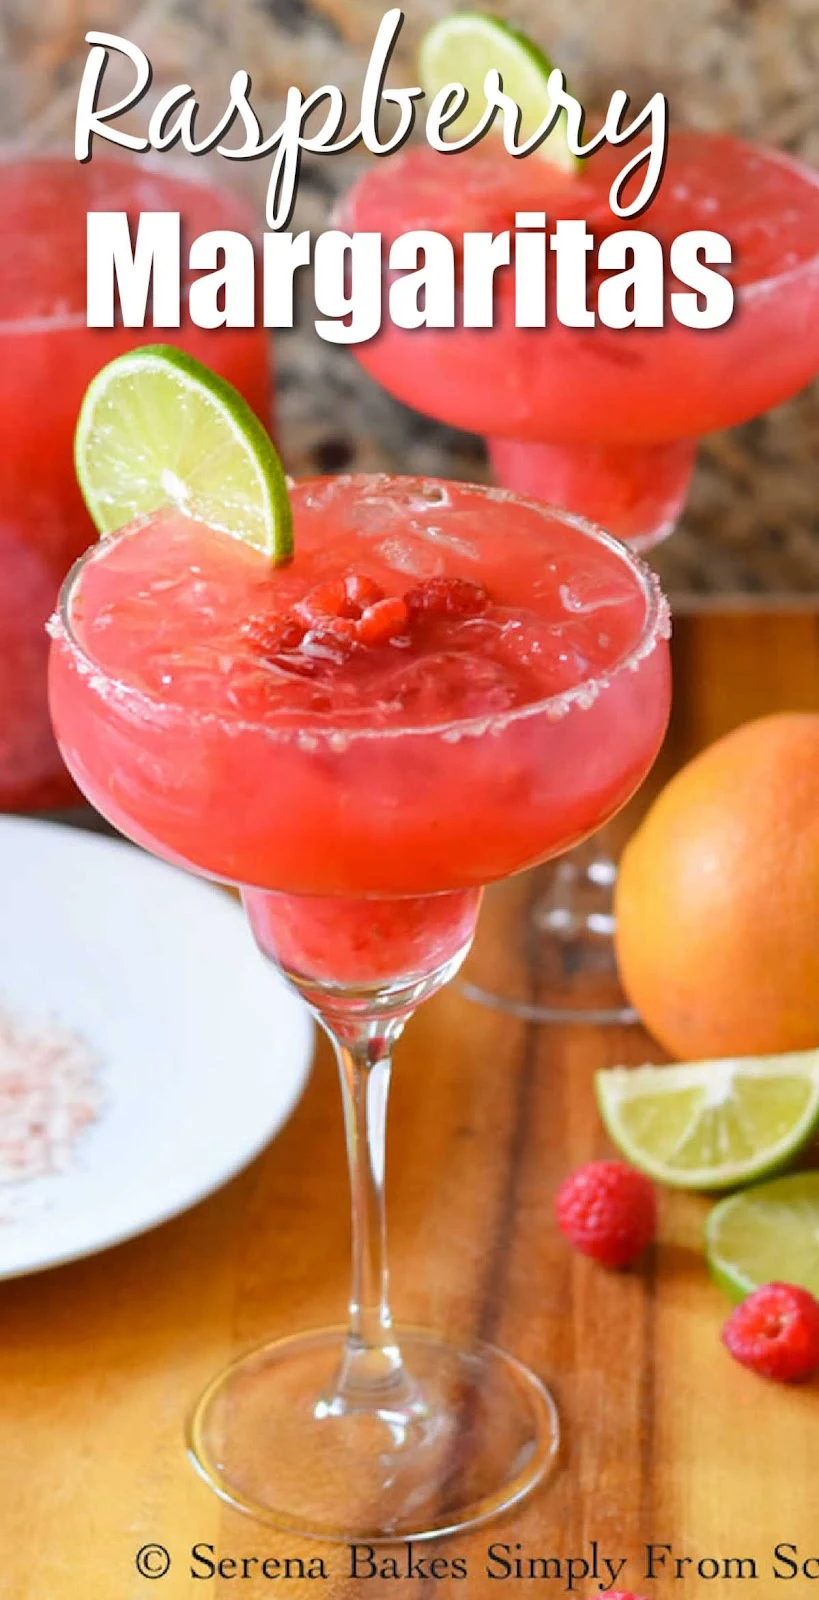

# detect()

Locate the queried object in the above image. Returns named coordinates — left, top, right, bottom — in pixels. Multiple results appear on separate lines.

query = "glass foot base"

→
left=188, top=1325, right=559, bottom=1541
left=461, top=861, right=639, bottom=1025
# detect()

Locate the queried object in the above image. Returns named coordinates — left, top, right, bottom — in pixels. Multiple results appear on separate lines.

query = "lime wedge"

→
left=419, top=13, right=577, bottom=171
left=596, top=1051, right=819, bottom=1191
left=75, top=345, right=293, bottom=562
left=707, top=1172, right=819, bottom=1302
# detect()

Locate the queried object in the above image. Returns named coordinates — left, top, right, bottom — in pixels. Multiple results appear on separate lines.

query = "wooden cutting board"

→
left=0, top=609, right=817, bottom=1598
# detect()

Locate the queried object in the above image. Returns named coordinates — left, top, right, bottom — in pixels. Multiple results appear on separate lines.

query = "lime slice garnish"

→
left=419, top=12, right=577, bottom=171
left=707, top=1172, right=819, bottom=1302
left=596, top=1051, right=819, bottom=1191
left=75, top=345, right=293, bottom=562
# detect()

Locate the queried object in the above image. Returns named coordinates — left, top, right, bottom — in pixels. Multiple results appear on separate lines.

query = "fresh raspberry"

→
left=722, top=1283, right=819, bottom=1383
left=404, top=576, right=490, bottom=621
left=357, top=596, right=410, bottom=646
left=555, top=1160, right=657, bottom=1269
left=242, top=613, right=305, bottom=656
left=345, top=572, right=384, bottom=612
left=295, top=578, right=352, bottom=625
left=301, top=617, right=361, bottom=662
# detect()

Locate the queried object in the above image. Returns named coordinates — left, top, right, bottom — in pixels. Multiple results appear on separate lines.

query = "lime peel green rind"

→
left=418, top=12, right=578, bottom=173
left=75, top=345, right=293, bottom=564
left=706, top=1172, right=819, bottom=1303
left=596, top=1050, right=819, bottom=1192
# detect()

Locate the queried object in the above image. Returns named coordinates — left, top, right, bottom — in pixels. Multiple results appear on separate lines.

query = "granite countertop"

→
left=2, top=0, right=817, bottom=602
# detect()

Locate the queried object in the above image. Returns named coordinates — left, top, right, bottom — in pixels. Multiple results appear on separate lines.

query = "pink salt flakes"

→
left=0, top=1007, right=103, bottom=1189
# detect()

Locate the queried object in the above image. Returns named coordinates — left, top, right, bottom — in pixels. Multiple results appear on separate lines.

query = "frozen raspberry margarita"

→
left=49, top=340, right=671, bottom=1538
left=342, top=131, right=819, bottom=547
left=50, top=475, right=670, bottom=988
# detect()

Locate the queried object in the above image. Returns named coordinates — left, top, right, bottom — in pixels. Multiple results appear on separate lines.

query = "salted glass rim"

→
left=0, top=144, right=259, bottom=336
left=55, top=475, right=670, bottom=746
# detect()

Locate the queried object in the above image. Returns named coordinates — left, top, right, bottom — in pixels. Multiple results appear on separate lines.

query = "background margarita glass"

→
left=339, top=21, right=819, bottom=1021
left=0, top=154, right=272, bottom=814
left=48, top=346, right=670, bottom=1539
left=345, top=132, right=819, bottom=543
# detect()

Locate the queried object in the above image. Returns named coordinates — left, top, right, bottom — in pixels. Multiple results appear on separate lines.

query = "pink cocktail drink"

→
left=50, top=478, right=669, bottom=983
left=0, top=155, right=272, bottom=812
left=49, top=475, right=670, bottom=1538
left=343, top=132, right=819, bottom=545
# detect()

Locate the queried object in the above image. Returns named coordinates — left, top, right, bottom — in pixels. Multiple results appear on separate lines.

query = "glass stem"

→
left=318, top=1014, right=417, bottom=1417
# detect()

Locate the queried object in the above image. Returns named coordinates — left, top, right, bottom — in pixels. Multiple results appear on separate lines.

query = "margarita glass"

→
left=342, top=129, right=819, bottom=1019
left=49, top=475, right=670, bottom=1539
left=0, top=154, right=272, bottom=813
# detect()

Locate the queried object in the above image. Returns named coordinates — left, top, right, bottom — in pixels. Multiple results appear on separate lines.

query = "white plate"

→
left=0, top=816, right=314, bottom=1279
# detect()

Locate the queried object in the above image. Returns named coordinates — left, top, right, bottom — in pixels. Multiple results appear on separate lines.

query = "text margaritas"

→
left=86, top=212, right=733, bottom=341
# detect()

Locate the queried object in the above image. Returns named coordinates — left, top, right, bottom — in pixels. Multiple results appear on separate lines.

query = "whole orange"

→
left=615, top=712, right=819, bottom=1059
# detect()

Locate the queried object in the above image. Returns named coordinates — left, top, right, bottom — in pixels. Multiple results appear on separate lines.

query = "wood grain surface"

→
left=1, top=610, right=818, bottom=1598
